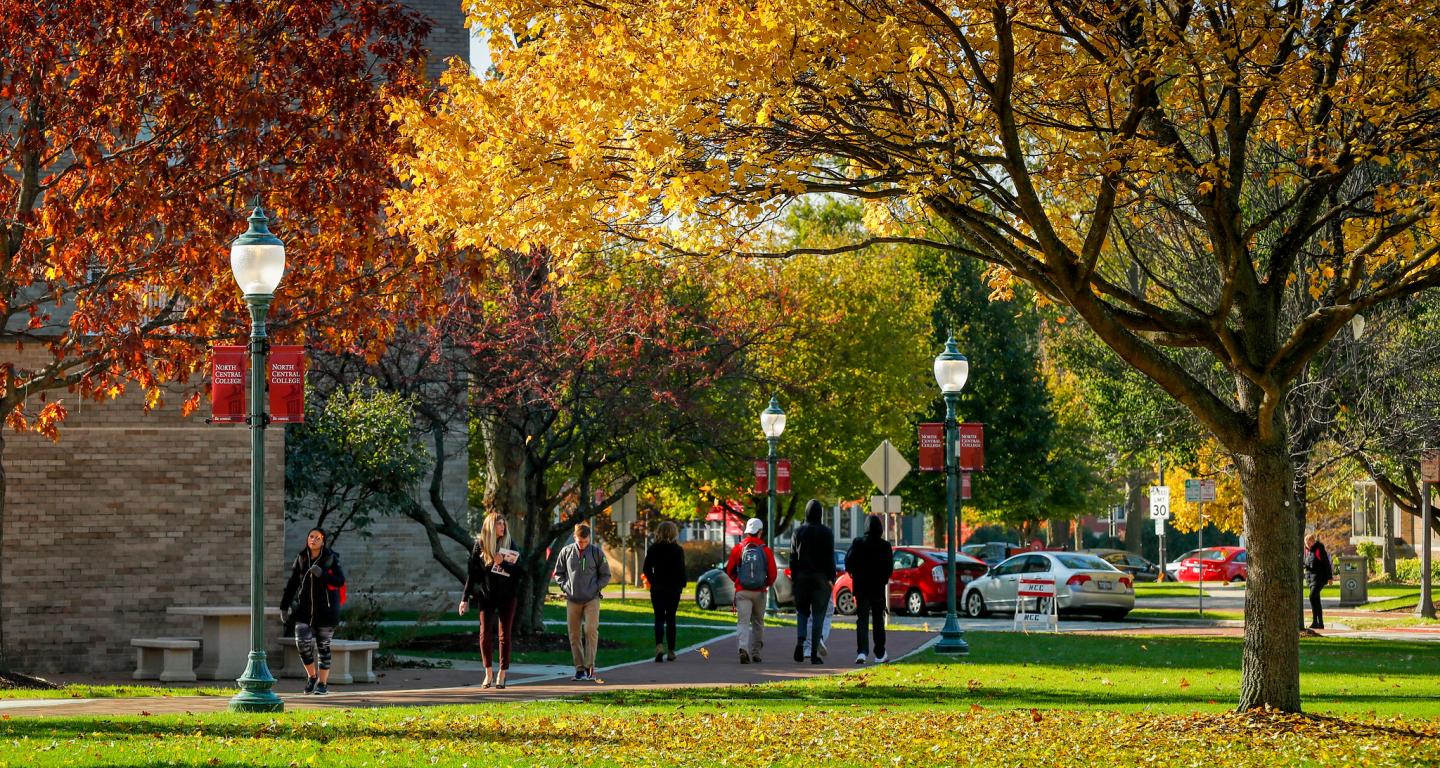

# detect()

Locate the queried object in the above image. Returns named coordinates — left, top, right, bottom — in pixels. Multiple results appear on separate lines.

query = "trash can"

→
left=1338, top=556, right=1368, bottom=607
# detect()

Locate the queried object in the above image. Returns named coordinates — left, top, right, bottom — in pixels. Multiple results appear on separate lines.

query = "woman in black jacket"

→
left=460, top=512, right=523, bottom=688
left=280, top=527, right=346, bottom=695
left=642, top=520, right=686, bottom=662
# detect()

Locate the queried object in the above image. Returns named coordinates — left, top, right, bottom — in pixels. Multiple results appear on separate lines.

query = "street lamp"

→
left=933, top=335, right=970, bottom=655
left=760, top=395, right=786, bottom=613
left=227, top=200, right=285, bottom=713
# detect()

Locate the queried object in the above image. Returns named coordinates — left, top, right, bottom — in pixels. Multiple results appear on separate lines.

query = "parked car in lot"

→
left=960, top=541, right=1023, bottom=566
left=694, top=550, right=793, bottom=610
left=1164, top=548, right=1203, bottom=581
left=832, top=547, right=988, bottom=617
left=1176, top=547, right=1248, bottom=582
left=1084, top=548, right=1162, bottom=582
left=961, top=551, right=1134, bottom=620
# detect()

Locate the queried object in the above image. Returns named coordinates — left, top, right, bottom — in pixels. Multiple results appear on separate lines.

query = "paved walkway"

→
left=1, top=627, right=937, bottom=718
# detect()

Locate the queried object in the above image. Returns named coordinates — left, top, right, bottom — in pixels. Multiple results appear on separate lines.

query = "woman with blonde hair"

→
left=460, top=512, right=524, bottom=688
left=642, top=520, right=686, bottom=662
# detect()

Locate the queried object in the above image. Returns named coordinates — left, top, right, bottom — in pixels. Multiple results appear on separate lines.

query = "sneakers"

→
left=739, top=649, right=751, bottom=664
left=855, top=653, right=867, bottom=665
left=818, top=640, right=828, bottom=658
left=573, top=668, right=587, bottom=682
left=665, top=649, right=676, bottom=662
left=873, top=653, right=888, bottom=664
left=586, top=667, right=597, bottom=682
left=793, top=644, right=805, bottom=663
left=810, top=655, right=823, bottom=665
left=304, top=677, right=317, bottom=695
left=313, top=682, right=328, bottom=696
left=752, top=652, right=762, bottom=663
left=656, top=643, right=665, bottom=663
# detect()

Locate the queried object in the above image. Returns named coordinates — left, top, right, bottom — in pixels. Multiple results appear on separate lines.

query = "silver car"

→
left=961, top=551, right=1134, bottom=621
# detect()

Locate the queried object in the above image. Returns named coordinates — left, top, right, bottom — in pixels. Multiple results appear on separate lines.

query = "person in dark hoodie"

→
left=1303, top=532, right=1333, bottom=630
left=642, top=520, right=686, bottom=662
left=846, top=514, right=894, bottom=664
left=790, top=499, right=836, bottom=664
left=280, top=527, right=346, bottom=695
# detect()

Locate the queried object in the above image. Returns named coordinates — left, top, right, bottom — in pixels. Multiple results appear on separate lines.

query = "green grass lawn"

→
left=1133, top=582, right=1213, bottom=598
left=3, top=633, right=1436, bottom=766
left=0, top=684, right=234, bottom=701
left=1129, top=607, right=1246, bottom=621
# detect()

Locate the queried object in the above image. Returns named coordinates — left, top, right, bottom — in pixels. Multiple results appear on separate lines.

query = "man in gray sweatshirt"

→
left=553, top=523, right=612, bottom=680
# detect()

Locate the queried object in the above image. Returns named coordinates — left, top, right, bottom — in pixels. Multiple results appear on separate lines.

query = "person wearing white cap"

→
left=724, top=517, right=777, bottom=663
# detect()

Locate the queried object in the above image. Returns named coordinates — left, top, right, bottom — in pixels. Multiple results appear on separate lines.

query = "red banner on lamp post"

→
left=959, top=423, right=985, bottom=471
left=268, top=345, right=306, bottom=424
left=210, top=345, right=247, bottom=424
left=961, top=472, right=972, bottom=500
left=918, top=423, right=944, bottom=471
left=754, top=459, right=792, bottom=494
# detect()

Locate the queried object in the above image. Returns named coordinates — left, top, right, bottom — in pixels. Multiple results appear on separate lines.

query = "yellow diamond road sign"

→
left=862, top=440, right=910, bottom=495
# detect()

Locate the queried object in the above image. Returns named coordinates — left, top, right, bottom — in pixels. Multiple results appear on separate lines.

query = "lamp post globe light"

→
left=760, top=395, right=786, bottom=612
left=760, top=395, right=786, bottom=546
left=228, top=201, right=286, bottom=713
left=933, top=336, right=970, bottom=655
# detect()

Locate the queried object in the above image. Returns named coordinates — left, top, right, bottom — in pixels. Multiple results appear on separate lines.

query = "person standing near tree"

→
left=280, top=528, right=346, bottom=696
left=642, top=521, right=686, bottom=662
left=724, top=518, right=776, bottom=664
left=790, top=499, right=836, bottom=665
left=845, top=515, right=894, bottom=664
left=460, top=512, right=524, bottom=689
left=1304, top=532, right=1333, bottom=630
left=554, top=523, right=611, bottom=681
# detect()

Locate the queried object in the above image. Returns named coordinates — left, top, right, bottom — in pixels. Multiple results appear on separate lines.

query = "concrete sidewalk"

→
left=0, top=626, right=938, bottom=718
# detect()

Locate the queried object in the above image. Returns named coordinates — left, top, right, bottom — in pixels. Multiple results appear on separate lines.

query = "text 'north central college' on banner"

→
left=268, top=346, right=306, bottom=424
left=210, top=345, right=247, bottom=424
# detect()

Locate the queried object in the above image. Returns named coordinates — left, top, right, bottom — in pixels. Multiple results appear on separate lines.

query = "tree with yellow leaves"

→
left=391, top=0, right=1440, bottom=713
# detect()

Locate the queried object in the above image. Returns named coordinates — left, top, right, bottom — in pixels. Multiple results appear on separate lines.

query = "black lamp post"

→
left=933, top=336, right=970, bottom=655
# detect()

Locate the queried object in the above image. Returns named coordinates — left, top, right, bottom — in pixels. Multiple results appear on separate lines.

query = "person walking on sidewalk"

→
left=642, top=520, right=686, bottom=662
left=459, top=512, right=524, bottom=689
left=790, top=499, right=836, bottom=665
left=1304, top=532, right=1333, bottom=630
left=846, top=514, right=894, bottom=664
left=725, top=518, right=776, bottom=664
left=554, top=523, right=611, bottom=681
left=280, top=527, right=346, bottom=696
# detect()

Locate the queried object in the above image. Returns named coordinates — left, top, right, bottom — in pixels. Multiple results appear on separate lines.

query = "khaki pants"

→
left=566, top=598, right=600, bottom=670
left=735, top=590, right=766, bottom=655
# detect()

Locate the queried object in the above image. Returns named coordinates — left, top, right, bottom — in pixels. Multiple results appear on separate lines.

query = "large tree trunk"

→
left=1123, top=468, right=1145, bottom=555
left=479, top=414, right=554, bottom=636
left=1234, top=440, right=1302, bottom=712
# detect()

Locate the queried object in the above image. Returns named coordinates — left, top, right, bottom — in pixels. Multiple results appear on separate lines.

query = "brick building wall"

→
left=404, top=0, right=469, bottom=80
left=1, top=349, right=285, bottom=674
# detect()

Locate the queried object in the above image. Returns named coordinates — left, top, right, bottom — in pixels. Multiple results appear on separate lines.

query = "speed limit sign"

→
left=1149, top=486, right=1171, bottom=519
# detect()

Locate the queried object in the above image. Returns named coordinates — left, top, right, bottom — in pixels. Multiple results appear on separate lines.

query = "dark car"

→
left=694, top=550, right=793, bottom=610
left=960, top=542, right=1024, bottom=566
left=832, top=546, right=988, bottom=617
left=1083, top=548, right=1162, bottom=582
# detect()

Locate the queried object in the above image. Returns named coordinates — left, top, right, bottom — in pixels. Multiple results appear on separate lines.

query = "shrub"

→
left=680, top=540, right=726, bottom=582
left=1393, top=558, right=1440, bottom=585
left=1355, top=541, right=1381, bottom=576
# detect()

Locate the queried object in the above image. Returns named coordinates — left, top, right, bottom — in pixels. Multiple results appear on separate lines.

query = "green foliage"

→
left=285, top=380, right=428, bottom=539
left=1394, top=558, right=1440, bottom=586
left=1356, top=542, right=1382, bottom=576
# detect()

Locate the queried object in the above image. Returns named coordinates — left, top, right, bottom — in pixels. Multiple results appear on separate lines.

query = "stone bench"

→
left=131, top=637, right=200, bottom=682
left=277, top=637, right=380, bottom=684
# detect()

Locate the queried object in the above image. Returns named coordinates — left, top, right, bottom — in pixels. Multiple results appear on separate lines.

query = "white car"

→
left=961, top=551, right=1135, bottom=621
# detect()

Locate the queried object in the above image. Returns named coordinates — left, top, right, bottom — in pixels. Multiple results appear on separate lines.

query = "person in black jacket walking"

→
left=846, top=515, right=894, bottom=664
left=460, top=512, right=524, bottom=689
left=791, top=499, right=836, bottom=665
left=1304, top=532, right=1333, bottom=630
left=280, top=528, right=346, bottom=695
left=642, top=520, right=686, bottom=662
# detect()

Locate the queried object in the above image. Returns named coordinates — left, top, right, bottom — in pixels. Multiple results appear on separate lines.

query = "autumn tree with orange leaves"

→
left=391, top=0, right=1440, bottom=711
left=0, top=0, right=431, bottom=662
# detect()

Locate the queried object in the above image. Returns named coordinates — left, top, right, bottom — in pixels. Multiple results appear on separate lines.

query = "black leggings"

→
left=651, top=589, right=681, bottom=649
left=296, top=623, right=334, bottom=670
left=1308, top=582, right=1325, bottom=628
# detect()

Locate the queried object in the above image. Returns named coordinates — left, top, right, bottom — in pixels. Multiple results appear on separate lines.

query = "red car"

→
left=1177, top=546, right=1248, bottom=582
left=831, top=546, right=988, bottom=617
